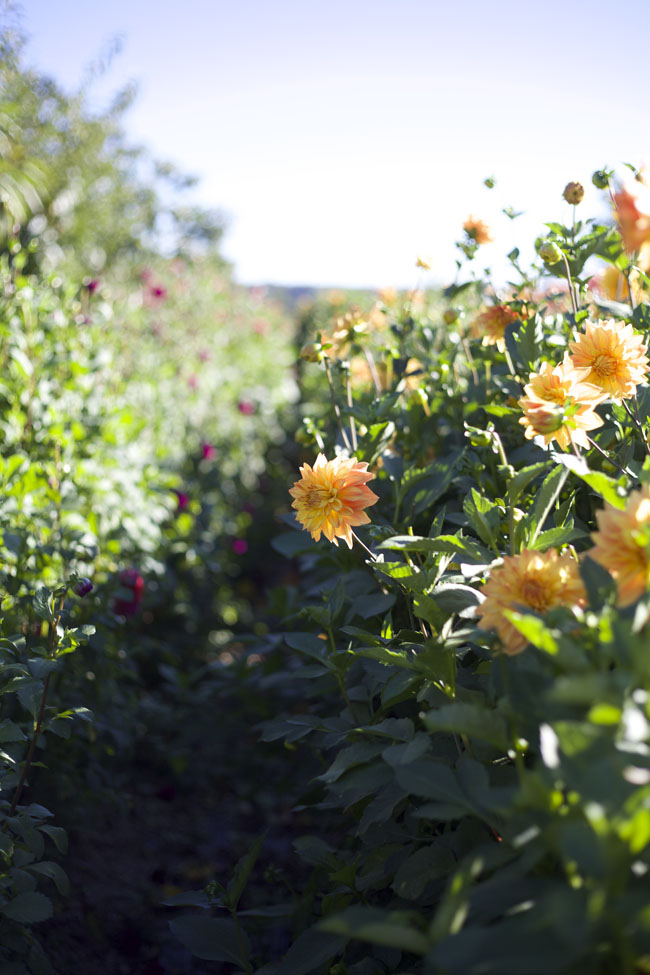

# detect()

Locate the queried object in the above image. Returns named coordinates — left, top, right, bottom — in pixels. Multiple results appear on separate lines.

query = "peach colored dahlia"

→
left=472, top=304, right=519, bottom=353
left=590, top=485, right=650, bottom=606
left=289, top=454, right=379, bottom=548
left=568, top=319, right=649, bottom=403
left=477, top=548, right=586, bottom=655
left=518, top=359, right=605, bottom=450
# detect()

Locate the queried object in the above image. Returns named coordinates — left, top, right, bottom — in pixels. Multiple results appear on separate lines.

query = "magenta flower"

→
left=232, top=539, right=248, bottom=555
left=238, top=400, right=255, bottom=415
left=85, top=279, right=100, bottom=294
left=73, top=577, right=94, bottom=597
left=201, top=442, right=217, bottom=461
left=174, top=490, right=190, bottom=512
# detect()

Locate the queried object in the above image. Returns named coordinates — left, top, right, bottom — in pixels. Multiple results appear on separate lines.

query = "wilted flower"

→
left=477, top=548, right=586, bottom=655
left=568, top=319, right=649, bottom=402
left=289, top=453, right=379, bottom=548
left=590, top=484, right=650, bottom=606
left=73, top=577, right=94, bottom=598
left=463, top=216, right=493, bottom=245
left=472, top=304, right=519, bottom=352
left=563, top=181, right=585, bottom=205
left=518, top=359, right=605, bottom=450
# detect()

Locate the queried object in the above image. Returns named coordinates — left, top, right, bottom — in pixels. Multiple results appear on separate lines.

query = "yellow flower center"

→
left=303, top=485, right=341, bottom=512
left=591, top=353, right=618, bottom=378
left=520, top=576, right=551, bottom=612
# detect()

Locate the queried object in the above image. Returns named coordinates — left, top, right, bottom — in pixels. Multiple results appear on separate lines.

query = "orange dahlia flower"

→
left=463, top=216, right=493, bottom=245
left=472, top=304, right=519, bottom=352
left=518, top=359, right=605, bottom=450
left=590, top=485, right=650, bottom=606
left=613, top=184, right=650, bottom=254
left=568, top=319, right=649, bottom=403
left=289, top=454, right=379, bottom=548
left=477, top=548, right=586, bottom=655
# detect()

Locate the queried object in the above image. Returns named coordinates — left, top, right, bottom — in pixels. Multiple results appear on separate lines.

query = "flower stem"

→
left=345, top=371, right=358, bottom=452
left=351, top=531, right=377, bottom=561
left=323, top=358, right=352, bottom=451
left=561, top=251, right=579, bottom=318
left=623, top=397, right=650, bottom=459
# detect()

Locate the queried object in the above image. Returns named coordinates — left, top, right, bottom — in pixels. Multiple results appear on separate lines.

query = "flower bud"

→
left=527, top=404, right=566, bottom=435
left=299, top=343, right=323, bottom=363
left=563, top=182, right=584, bottom=205
left=442, top=308, right=459, bottom=324
left=74, top=577, right=94, bottom=597
left=592, top=170, right=610, bottom=190
left=539, top=241, right=562, bottom=265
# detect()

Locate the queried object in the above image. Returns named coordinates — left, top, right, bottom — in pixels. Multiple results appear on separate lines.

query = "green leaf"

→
left=226, top=834, right=265, bottom=910
left=507, top=462, right=551, bottom=506
left=503, top=611, right=559, bottom=654
left=351, top=592, right=396, bottom=619
left=463, top=489, right=501, bottom=550
left=320, top=906, right=429, bottom=954
left=1, top=891, right=52, bottom=923
left=274, top=928, right=347, bottom=975
left=28, top=861, right=69, bottom=896
left=32, top=588, right=54, bottom=623
left=169, top=915, right=250, bottom=965
left=422, top=703, right=509, bottom=750
left=551, top=452, right=627, bottom=508
left=0, top=719, right=26, bottom=743
left=392, top=844, right=456, bottom=900
left=39, top=825, right=67, bottom=854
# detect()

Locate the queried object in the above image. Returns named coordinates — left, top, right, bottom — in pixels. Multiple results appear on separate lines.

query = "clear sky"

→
left=19, top=0, right=650, bottom=288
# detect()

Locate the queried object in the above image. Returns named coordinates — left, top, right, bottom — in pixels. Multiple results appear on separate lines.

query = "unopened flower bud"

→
left=563, top=181, right=584, bottom=205
left=592, top=170, right=610, bottom=190
left=299, top=343, right=323, bottom=363
left=528, top=404, right=566, bottom=435
left=539, top=241, right=562, bottom=265
left=74, top=577, right=94, bottom=597
left=442, top=308, right=459, bottom=324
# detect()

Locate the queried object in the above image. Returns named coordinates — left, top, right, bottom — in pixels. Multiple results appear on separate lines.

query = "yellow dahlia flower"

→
left=590, top=485, right=650, bottom=606
left=568, top=319, right=649, bottom=403
left=518, top=359, right=605, bottom=450
left=289, top=454, right=379, bottom=548
left=472, top=304, right=519, bottom=352
left=477, top=548, right=586, bottom=655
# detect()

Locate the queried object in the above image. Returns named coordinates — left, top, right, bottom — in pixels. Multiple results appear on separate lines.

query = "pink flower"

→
left=85, top=279, right=100, bottom=293
left=174, top=490, right=190, bottom=512
left=232, top=539, right=248, bottom=555
left=199, top=348, right=211, bottom=362
left=188, top=374, right=199, bottom=390
left=201, top=442, right=217, bottom=461
left=253, top=318, right=269, bottom=335
left=238, top=400, right=255, bottom=415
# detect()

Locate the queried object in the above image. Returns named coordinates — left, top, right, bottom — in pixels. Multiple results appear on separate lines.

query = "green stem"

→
left=351, top=530, right=377, bottom=561
left=492, top=431, right=516, bottom=555
left=560, top=251, right=579, bottom=318
left=323, top=358, right=352, bottom=451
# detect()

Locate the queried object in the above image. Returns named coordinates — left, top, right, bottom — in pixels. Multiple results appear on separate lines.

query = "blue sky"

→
left=20, top=0, right=650, bottom=287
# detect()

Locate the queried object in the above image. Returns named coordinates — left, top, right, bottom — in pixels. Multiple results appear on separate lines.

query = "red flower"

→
left=114, top=569, right=145, bottom=617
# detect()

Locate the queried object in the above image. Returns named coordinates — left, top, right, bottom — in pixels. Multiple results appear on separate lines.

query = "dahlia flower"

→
left=590, top=484, right=650, bottom=606
left=613, top=183, right=650, bottom=255
left=568, top=319, right=649, bottom=403
left=472, top=304, right=519, bottom=352
left=289, top=454, right=379, bottom=548
left=518, top=359, right=605, bottom=450
left=463, top=216, right=493, bottom=245
left=477, top=548, right=586, bottom=655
